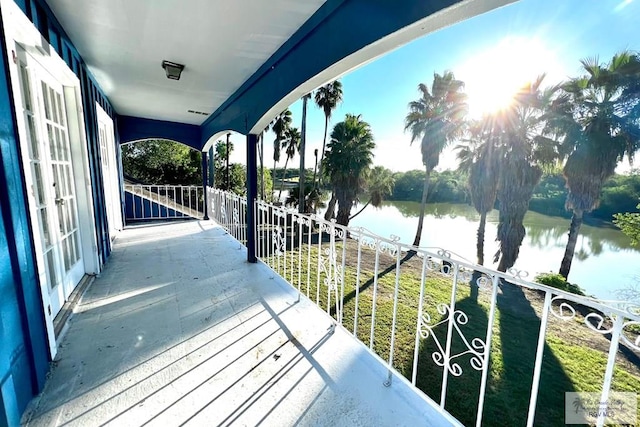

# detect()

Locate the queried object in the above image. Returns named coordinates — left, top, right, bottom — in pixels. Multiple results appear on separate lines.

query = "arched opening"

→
left=120, top=138, right=202, bottom=186
left=119, top=138, right=206, bottom=224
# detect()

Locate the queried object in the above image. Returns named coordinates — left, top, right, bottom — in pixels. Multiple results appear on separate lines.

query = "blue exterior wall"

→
left=0, top=0, right=121, bottom=424
left=0, top=9, right=49, bottom=427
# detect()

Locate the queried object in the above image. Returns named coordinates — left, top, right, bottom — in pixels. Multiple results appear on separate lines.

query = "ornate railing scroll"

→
left=207, top=187, right=247, bottom=244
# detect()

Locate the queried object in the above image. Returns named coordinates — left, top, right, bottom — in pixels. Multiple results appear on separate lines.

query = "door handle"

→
left=55, top=197, right=65, bottom=206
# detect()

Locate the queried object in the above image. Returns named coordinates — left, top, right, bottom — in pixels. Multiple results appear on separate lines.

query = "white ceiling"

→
left=45, top=0, right=326, bottom=125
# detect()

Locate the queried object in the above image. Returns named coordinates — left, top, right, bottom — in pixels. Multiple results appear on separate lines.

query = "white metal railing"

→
left=124, top=184, right=204, bottom=221
left=208, top=189, right=640, bottom=427
left=208, top=187, right=248, bottom=244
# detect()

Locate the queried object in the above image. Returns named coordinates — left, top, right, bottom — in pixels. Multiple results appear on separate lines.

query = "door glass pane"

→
left=45, top=249, right=57, bottom=292
left=60, top=131, right=69, bottom=160
left=57, top=203, right=65, bottom=235
left=33, top=163, right=45, bottom=205
left=56, top=93, right=65, bottom=127
left=19, top=64, right=32, bottom=112
left=57, top=164, right=65, bottom=198
left=47, top=124, right=56, bottom=161
left=54, top=128, right=62, bottom=161
left=64, top=166, right=72, bottom=198
left=39, top=208, right=51, bottom=247
left=52, top=164, right=60, bottom=199
left=27, top=116, right=39, bottom=160
left=63, top=239, right=71, bottom=271
left=49, top=87, right=58, bottom=124
left=69, top=198, right=78, bottom=230
left=41, top=82, right=51, bottom=120
left=65, top=202, right=72, bottom=234
left=72, top=231, right=78, bottom=264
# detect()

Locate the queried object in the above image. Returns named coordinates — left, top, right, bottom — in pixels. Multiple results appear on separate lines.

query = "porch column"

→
left=246, top=134, right=258, bottom=263
left=208, top=146, right=215, bottom=187
left=201, top=151, right=209, bottom=220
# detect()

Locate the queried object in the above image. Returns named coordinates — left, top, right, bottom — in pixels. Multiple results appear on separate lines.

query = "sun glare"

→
left=457, top=37, right=562, bottom=118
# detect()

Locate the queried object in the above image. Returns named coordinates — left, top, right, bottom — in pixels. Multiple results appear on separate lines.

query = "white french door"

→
left=97, top=106, right=121, bottom=239
left=16, top=49, right=84, bottom=319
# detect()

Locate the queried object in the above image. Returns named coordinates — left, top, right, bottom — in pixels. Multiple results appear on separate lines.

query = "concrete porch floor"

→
left=22, top=221, right=458, bottom=426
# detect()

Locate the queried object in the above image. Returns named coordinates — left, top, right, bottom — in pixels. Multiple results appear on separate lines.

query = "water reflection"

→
left=346, top=201, right=640, bottom=299
left=388, top=201, right=632, bottom=253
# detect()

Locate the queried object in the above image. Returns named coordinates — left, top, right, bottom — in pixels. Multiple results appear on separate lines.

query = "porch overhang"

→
left=44, top=0, right=514, bottom=151
left=117, top=116, right=201, bottom=150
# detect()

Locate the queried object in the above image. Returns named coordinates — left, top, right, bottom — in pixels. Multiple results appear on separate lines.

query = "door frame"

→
left=3, top=1, right=100, bottom=357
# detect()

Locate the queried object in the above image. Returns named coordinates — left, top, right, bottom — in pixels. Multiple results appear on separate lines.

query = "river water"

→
left=344, top=200, right=639, bottom=300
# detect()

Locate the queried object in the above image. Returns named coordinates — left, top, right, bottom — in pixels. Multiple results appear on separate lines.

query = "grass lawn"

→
left=261, top=234, right=640, bottom=426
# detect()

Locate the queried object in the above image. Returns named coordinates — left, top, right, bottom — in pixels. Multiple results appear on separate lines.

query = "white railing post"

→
left=596, top=315, right=624, bottom=427
left=412, top=254, right=429, bottom=386
left=475, top=274, right=499, bottom=427
left=369, top=239, right=380, bottom=350
left=526, top=291, right=552, bottom=427
left=339, top=228, right=347, bottom=324
left=384, top=242, right=403, bottom=387
left=353, top=232, right=363, bottom=336
left=306, top=215, right=312, bottom=298
left=316, top=221, right=322, bottom=307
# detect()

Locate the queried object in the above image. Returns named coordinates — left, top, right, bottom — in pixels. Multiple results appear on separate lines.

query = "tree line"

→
left=383, top=168, right=640, bottom=220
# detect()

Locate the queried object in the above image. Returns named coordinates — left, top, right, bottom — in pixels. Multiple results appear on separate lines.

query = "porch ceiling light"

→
left=161, top=60, right=184, bottom=80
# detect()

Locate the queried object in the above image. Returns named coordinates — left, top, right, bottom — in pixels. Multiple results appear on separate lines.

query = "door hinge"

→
left=12, top=50, right=17, bottom=64
left=47, top=305, right=51, bottom=315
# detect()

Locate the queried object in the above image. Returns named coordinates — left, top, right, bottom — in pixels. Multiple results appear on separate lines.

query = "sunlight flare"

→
left=457, top=37, right=562, bottom=117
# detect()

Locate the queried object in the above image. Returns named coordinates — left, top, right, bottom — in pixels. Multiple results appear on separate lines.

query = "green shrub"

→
left=534, top=272, right=585, bottom=296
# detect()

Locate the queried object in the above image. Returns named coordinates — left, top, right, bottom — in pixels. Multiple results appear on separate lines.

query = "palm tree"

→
left=271, top=109, right=292, bottom=201
left=349, top=166, right=395, bottom=220
left=405, top=71, right=468, bottom=247
left=285, top=184, right=324, bottom=213
left=312, top=148, right=319, bottom=183
left=314, top=80, right=343, bottom=188
left=214, top=139, right=234, bottom=190
left=557, top=52, right=640, bottom=278
left=277, top=127, right=301, bottom=200
left=258, top=124, right=270, bottom=200
left=456, top=119, right=499, bottom=265
left=492, top=76, right=563, bottom=272
left=324, top=114, right=375, bottom=226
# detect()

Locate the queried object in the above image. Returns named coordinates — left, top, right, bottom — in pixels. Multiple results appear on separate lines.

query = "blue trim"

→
left=113, top=116, right=127, bottom=228
left=246, top=134, right=258, bottom=263
left=117, top=115, right=202, bottom=151
left=201, top=152, right=209, bottom=220
left=0, top=11, right=49, bottom=426
left=201, top=0, right=346, bottom=136
left=201, top=0, right=461, bottom=143
left=79, top=67, right=110, bottom=264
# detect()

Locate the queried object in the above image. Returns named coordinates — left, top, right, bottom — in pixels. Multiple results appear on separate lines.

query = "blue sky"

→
left=229, top=0, right=640, bottom=172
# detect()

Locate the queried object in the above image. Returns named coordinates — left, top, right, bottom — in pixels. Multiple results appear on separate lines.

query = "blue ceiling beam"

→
left=200, top=0, right=463, bottom=145
left=117, top=115, right=202, bottom=150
